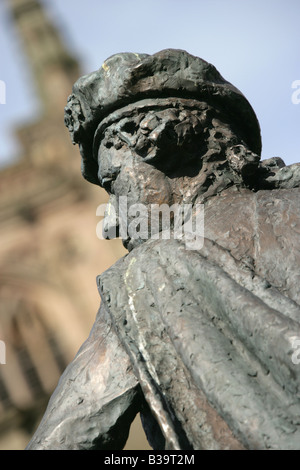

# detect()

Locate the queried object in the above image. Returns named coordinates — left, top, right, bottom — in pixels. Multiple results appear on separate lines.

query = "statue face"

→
left=96, top=102, right=211, bottom=249
left=97, top=113, right=173, bottom=250
left=97, top=101, right=212, bottom=198
left=98, top=112, right=179, bottom=202
left=96, top=99, right=256, bottom=250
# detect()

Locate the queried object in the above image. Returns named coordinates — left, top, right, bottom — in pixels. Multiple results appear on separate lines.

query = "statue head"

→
left=65, top=49, right=262, bottom=249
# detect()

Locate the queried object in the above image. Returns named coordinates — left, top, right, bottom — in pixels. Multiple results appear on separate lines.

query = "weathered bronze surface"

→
left=27, top=49, right=300, bottom=450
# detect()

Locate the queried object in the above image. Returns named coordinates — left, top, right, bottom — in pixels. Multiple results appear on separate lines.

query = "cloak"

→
left=27, top=186, right=300, bottom=450
left=98, top=186, right=300, bottom=449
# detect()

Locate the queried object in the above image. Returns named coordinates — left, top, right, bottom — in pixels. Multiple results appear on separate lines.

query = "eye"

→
left=121, top=121, right=137, bottom=135
left=119, top=121, right=138, bottom=147
left=105, top=140, right=113, bottom=149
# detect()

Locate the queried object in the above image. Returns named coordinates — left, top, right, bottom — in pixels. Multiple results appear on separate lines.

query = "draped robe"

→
left=27, top=186, right=300, bottom=450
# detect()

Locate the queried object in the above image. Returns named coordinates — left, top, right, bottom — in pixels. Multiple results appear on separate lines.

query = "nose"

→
left=97, top=145, right=123, bottom=190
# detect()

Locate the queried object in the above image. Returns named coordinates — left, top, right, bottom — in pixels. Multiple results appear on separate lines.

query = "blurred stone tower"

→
left=8, top=0, right=81, bottom=166
left=0, top=0, right=125, bottom=449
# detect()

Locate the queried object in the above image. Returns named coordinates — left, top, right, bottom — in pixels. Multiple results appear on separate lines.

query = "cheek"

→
left=116, top=161, right=174, bottom=207
left=98, top=145, right=128, bottom=182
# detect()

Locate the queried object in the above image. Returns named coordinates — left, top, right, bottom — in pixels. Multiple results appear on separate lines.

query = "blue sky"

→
left=0, top=0, right=299, bottom=167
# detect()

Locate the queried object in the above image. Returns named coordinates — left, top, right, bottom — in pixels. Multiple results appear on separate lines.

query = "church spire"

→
left=8, top=0, right=80, bottom=115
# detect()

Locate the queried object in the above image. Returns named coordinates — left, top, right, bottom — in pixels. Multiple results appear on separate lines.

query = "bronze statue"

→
left=27, top=49, right=300, bottom=450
